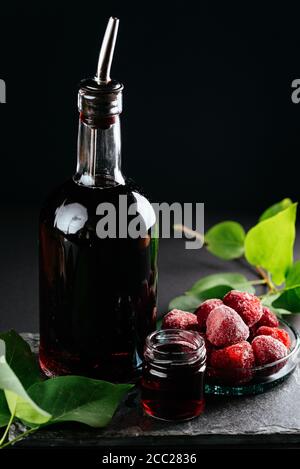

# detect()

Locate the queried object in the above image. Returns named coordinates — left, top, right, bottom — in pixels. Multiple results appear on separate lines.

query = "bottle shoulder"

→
left=41, top=178, right=153, bottom=209
left=40, top=178, right=156, bottom=236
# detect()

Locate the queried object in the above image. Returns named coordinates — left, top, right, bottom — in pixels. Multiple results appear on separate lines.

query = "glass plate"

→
left=205, top=319, right=300, bottom=396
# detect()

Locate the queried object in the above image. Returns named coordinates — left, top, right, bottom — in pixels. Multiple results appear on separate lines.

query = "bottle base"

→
left=39, top=349, right=142, bottom=384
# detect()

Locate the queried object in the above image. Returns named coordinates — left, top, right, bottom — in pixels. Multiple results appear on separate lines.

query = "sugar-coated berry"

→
left=209, top=341, right=255, bottom=384
left=252, top=335, right=288, bottom=366
left=195, top=298, right=223, bottom=331
left=206, top=305, right=249, bottom=347
left=162, top=309, right=199, bottom=331
left=255, top=307, right=279, bottom=328
left=255, top=326, right=291, bottom=349
left=210, top=341, right=255, bottom=369
left=223, top=290, right=263, bottom=327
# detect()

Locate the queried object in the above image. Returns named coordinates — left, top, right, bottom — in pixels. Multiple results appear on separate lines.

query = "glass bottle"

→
left=39, top=18, right=158, bottom=382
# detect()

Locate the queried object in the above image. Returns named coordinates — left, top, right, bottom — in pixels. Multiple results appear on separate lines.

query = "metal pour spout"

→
left=95, top=17, right=119, bottom=84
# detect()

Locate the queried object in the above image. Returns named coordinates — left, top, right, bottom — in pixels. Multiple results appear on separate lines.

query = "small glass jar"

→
left=141, top=329, right=206, bottom=421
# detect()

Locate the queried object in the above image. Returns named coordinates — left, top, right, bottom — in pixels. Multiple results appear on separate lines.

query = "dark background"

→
left=1, top=2, right=300, bottom=209
left=1, top=2, right=300, bottom=331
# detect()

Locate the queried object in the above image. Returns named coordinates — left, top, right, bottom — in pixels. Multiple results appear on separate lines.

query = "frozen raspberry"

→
left=162, top=309, right=199, bottom=331
left=195, top=298, right=223, bottom=331
left=209, top=341, right=255, bottom=384
left=252, top=335, right=288, bottom=366
left=255, top=326, right=291, bottom=349
left=223, top=290, right=263, bottom=327
left=206, top=305, right=249, bottom=347
left=255, top=307, right=279, bottom=328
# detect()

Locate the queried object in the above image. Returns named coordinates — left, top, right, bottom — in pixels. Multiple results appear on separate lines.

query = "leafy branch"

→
left=172, top=198, right=300, bottom=315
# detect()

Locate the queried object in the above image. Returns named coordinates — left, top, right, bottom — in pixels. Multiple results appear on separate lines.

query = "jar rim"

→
left=145, top=329, right=205, bottom=358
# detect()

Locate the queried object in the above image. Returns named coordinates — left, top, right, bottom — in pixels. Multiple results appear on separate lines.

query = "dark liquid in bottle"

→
left=39, top=178, right=158, bottom=382
left=141, top=343, right=205, bottom=421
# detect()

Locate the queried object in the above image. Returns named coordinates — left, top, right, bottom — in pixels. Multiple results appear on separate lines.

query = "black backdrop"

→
left=1, top=2, right=300, bottom=211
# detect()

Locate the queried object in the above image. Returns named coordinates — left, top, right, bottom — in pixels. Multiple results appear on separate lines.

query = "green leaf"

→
left=168, top=273, right=256, bottom=313
left=168, top=282, right=254, bottom=313
left=259, top=198, right=292, bottom=222
left=269, top=306, right=291, bottom=316
left=151, top=223, right=159, bottom=262
left=261, top=293, right=280, bottom=306
left=285, top=260, right=300, bottom=288
left=261, top=295, right=291, bottom=316
left=191, top=285, right=234, bottom=301
left=187, top=272, right=255, bottom=296
left=272, top=286, right=300, bottom=313
left=168, top=295, right=201, bottom=312
left=0, top=338, right=51, bottom=425
left=0, top=391, right=10, bottom=428
left=205, top=221, right=245, bottom=260
left=0, top=331, right=41, bottom=389
left=245, top=203, right=297, bottom=285
left=28, top=376, right=133, bottom=428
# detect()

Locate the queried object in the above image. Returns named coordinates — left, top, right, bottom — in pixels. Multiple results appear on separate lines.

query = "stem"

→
left=0, top=411, right=15, bottom=447
left=256, top=266, right=276, bottom=292
left=248, top=279, right=267, bottom=286
left=173, top=224, right=205, bottom=244
left=0, top=425, right=38, bottom=450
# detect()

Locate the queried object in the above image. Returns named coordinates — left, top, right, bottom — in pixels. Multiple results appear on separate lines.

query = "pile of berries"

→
left=162, top=290, right=291, bottom=385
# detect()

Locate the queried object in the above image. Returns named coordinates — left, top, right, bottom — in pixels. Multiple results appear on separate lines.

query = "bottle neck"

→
left=74, top=115, right=125, bottom=188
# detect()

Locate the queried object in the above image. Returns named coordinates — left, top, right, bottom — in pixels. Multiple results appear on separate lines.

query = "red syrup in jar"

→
left=141, top=330, right=206, bottom=421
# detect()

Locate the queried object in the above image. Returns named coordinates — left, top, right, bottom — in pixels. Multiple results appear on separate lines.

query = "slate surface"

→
left=11, top=333, right=300, bottom=447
